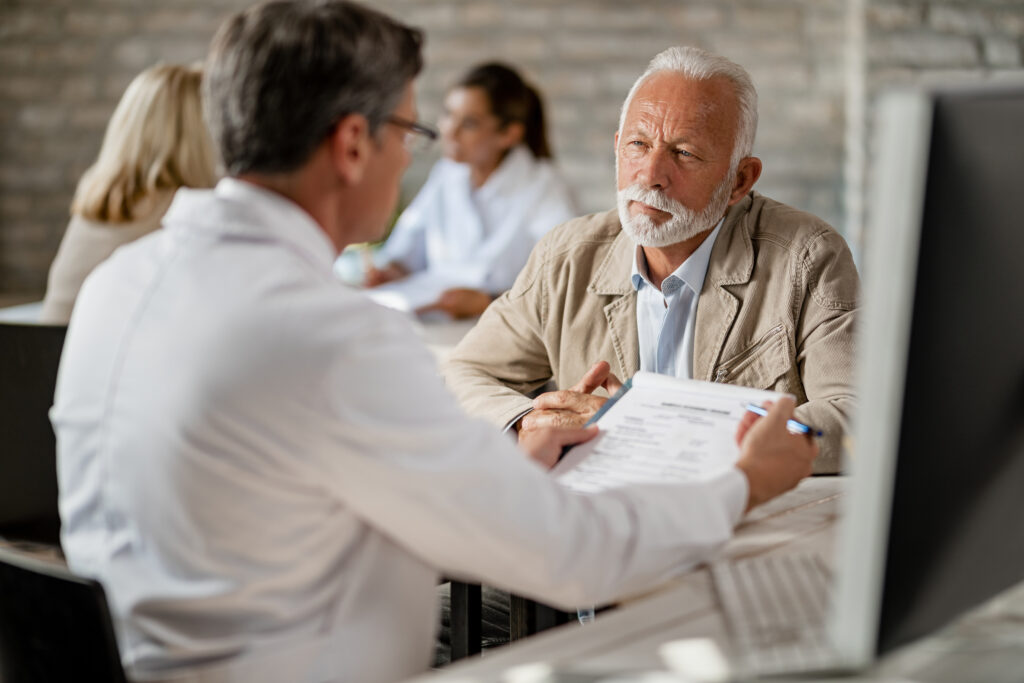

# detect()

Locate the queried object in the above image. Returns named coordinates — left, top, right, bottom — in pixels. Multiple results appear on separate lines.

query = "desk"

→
left=0, top=301, right=42, bottom=323
left=404, top=477, right=1024, bottom=682
left=416, top=314, right=478, bottom=362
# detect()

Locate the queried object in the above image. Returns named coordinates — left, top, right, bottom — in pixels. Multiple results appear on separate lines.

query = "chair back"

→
left=0, top=547, right=127, bottom=682
left=0, top=322, right=66, bottom=543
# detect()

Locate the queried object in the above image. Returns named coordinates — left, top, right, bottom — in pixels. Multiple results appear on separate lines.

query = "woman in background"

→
left=40, top=63, right=218, bottom=324
left=365, top=62, right=577, bottom=319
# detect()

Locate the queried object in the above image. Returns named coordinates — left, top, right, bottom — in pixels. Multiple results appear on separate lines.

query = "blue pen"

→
left=744, top=403, right=823, bottom=437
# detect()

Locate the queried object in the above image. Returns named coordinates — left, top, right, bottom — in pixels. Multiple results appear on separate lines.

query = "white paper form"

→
left=551, top=372, right=785, bottom=493
left=363, top=270, right=463, bottom=312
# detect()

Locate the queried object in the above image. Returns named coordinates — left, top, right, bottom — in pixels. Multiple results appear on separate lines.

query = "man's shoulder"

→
left=738, top=192, right=859, bottom=307
left=537, top=208, right=623, bottom=254
left=505, top=209, right=626, bottom=299
left=743, top=192, right=845, bottom=252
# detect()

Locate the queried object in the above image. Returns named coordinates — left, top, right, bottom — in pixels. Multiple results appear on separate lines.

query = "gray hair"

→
left=617, top=47, right=758, bottom=167
left=204, top=0, right=423, bottom=176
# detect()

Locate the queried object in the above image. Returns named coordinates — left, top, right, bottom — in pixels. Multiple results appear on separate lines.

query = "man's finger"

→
left=532, top=390, right=605, bottom=416
left=603, top=369, right=624, bottom=395
left=520, top=408, right=588, bottom=432
left=569, top=361, right=611, bottom=394
left=735, top=409, right=760, bottom=446
left=762, top=397, right=796, bottom=427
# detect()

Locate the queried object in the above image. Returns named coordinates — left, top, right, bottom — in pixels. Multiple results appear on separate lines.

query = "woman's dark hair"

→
left=456, top=62, right=552, bottom=160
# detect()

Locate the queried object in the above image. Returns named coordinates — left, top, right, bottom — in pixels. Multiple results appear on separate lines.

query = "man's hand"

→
left=734, top=397, right=818, bottom=512
left=364, top=262, right=408, bottom=288
left=519, top=425, right=599, bottom=469
left=416, top=288, right=493, bottom=319
left=518, top=361, right=622, bottom=442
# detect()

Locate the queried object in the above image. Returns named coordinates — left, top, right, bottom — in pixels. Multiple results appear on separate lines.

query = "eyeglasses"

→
left=386, top=116, right=439, bottom=154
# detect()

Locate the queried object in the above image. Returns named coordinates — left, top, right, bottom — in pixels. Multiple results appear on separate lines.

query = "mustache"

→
left=617, top=185, right=687, bottom=218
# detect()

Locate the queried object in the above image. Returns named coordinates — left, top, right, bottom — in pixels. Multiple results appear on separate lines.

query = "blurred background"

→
left=1, top=0, right=1022, bottom=304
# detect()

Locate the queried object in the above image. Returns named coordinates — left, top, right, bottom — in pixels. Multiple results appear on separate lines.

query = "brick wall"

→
left=0, top=0, right=228, bottom=294
left=852, top=0, right=1024, bottom=251
left=1, top=0, right=1021, bottom=295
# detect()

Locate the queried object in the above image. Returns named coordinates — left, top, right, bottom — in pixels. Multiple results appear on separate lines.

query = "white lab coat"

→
left=379, top=145, right=577, bottom=294
left=53, top=178, right=746, bottom=683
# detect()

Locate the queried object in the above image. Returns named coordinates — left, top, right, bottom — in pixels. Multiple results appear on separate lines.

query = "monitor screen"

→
left=877, top=85, right=1024, bottom=652
left=832, top=82, right=1024, bottom=666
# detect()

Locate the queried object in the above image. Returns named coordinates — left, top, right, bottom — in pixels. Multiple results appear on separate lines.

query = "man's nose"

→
left=636, top=149, right=671, bottom=190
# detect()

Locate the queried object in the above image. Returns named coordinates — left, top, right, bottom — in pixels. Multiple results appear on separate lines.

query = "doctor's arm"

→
left=320, top=312, right=815, bottom=608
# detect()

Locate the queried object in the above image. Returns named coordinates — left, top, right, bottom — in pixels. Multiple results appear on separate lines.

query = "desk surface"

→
left=0, top=300, right=42, bottom=323
left=416, top=314, right=478, bottom=362
left=406, top=477, right=1024, bottom=683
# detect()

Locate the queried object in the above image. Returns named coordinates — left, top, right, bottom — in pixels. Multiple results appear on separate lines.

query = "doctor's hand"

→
left=518, top=361, right=622, bottom=443
left=416, top=288, right=493, bottom=319
left=519, top=425, right=599, bottom=469
left=734, top=397, right=818, bottom=512
left=364, top=262, right=408, bottom=288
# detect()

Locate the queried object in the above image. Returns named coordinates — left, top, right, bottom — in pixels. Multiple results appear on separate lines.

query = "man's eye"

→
left=676, top=149, right=694, bottom=158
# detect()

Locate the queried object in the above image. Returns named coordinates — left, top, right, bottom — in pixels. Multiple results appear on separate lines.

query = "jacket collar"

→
left=583, top=193, right=758, bottom=381
left=704, top=192, right=756, bottom=289
left=588, top=194, right=756, bottom=297
left=589, top=218, right=636, bottom=296
left=692, top=192, right=757, bottom=381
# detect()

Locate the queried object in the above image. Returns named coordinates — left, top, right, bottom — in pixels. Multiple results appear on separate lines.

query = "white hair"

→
left=617, top=46, right=758, bottom=167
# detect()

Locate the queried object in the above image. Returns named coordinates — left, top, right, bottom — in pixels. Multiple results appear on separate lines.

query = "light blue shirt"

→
left=631, top=219, right=725, bottom=380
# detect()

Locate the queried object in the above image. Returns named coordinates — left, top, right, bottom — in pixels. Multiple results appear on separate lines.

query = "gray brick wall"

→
left=853, top=0, right=1024, bottom=253
left=1, top=0, right=1021, bottom=295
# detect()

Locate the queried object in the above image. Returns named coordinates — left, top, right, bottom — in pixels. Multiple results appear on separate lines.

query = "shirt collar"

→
left=630, top=217, right=726, bottom=296
left=209, top=177, right=338, bottom=271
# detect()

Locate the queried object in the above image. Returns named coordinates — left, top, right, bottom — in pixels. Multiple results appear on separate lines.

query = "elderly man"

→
left=52, top=3, right=816, bottom=682
left=446, top=47, right=858, bottom=474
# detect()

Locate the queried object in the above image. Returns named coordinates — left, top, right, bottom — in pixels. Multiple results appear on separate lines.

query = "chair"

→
left=449, top=580, right=482, bottom=660
left=0, top=546, right=127, bottom=682
left=447, top=581, right=574, bottom=661
left=0, top=322, right=66, bottom=545
left=510, top=595, right=571, bottom=640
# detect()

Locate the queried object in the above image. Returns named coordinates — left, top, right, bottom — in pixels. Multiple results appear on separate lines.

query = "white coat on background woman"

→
left=366, top=62, right=577, bottom=319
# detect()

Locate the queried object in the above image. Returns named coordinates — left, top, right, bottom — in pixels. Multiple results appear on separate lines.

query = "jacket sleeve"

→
left=442, top=234, right=558, bottom=428
left=792, top=229, right=859, bottom=474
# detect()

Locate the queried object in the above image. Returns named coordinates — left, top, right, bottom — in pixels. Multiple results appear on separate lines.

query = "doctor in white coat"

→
left=366, top=62, right=577, bottom=318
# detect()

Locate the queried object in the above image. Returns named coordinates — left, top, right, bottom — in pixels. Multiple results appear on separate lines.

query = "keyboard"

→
left=710, top=552, right=836, bottom=677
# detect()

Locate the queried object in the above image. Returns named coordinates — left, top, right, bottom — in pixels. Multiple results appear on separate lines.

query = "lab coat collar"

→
left=163, top=177, right=338, bottom=272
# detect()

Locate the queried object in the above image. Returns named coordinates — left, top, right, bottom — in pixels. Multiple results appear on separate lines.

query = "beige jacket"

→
left=444, top=192, right=859, bottom=473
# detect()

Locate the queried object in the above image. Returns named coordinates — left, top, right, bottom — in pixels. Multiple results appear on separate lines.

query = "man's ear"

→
left=728, top=156, right=763, bottom=206
left=330, top=113, right=374, bottom=186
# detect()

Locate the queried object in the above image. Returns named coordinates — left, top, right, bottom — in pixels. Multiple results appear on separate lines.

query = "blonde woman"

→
left=39, top=63, right=218, bottom=324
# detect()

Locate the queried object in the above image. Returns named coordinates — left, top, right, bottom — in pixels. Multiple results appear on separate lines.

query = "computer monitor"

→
left=0, top=322, right=66, bottom=544
left=831, top=82, right=1024, bottom=667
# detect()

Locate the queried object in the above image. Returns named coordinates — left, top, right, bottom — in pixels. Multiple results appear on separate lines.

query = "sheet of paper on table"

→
left=363, top=270, right=464, bottom=312
left=551, top=371, right=787, bottom=493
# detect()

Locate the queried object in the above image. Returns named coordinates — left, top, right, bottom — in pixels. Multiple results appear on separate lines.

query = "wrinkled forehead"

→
left=623, top=72, right=740, bottom=141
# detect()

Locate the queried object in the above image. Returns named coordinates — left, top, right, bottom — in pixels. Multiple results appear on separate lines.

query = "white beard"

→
left=616, top=177, right=733, bottom=248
